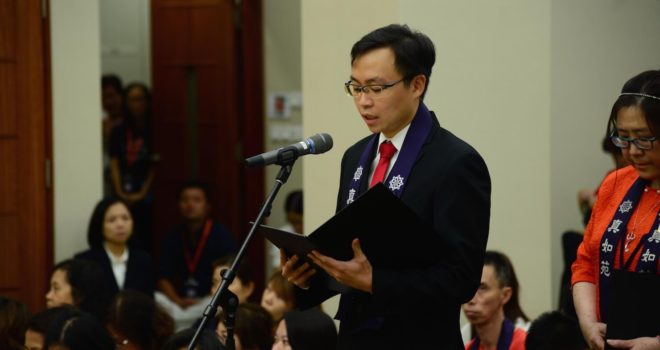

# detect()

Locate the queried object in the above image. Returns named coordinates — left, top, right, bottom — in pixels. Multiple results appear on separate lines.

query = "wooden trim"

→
left=238, top=0, right=265, bottom=294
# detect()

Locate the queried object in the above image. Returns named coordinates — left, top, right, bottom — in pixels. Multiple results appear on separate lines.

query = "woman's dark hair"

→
left=283, top=309, right=337, bottom=350
left=51, top=259, right=112, bottom=321
left=213, top=254, right=255, bottom=287
left=230, top=303, right=273, bottom=350
left=483, top=251, right=529, bottom=323
left=0, top=296, right=31, bottom=350
left=123, top=82, right=153, bottom=137
left=525, top=311, right=587, bottom=350
left=606, top=70, right=660, bottom=138
left=107, top=290, right=175, bottom=350
left=44, top=309, right=115, bottom=350
left=87, top=197, right=133, bottom=249
left=284, top=190, right=303, bottom=214
left=26, top=305, right=76, bottom=336
left=162, top=328, right=225, bottom=350
left=351, top=24, right=435, bottom=99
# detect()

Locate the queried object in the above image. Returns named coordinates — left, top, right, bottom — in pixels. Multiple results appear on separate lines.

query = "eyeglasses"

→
left=344, top=78, right=405, bottom=98
left=611, top=134, right=658, bottom=150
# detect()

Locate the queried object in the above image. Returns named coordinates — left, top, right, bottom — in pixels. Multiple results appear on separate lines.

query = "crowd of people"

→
left=2, top=23, right=659, bottom=350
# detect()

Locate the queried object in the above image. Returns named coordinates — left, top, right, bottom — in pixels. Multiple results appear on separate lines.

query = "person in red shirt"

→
left=572, top=70, right=660, bottom=350
left=463, top=251, right=527, bottom=350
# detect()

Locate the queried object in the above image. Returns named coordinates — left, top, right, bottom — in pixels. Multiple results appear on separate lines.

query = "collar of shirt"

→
left=103, top=243, right=129, bottom=265
left=369, top=123, right=411, bottom=184
left=377, top=123, right=410, bottom=152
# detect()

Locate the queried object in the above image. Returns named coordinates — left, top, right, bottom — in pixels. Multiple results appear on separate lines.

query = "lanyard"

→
left=184, top=219, right=212, bottom=275
left=125, top=128, right=143, bottom=167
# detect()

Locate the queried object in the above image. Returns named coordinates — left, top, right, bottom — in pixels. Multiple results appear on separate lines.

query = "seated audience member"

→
left=0, top=296, right=30, bottom=350
left=217, top=303, right=273, bottom=350
left=106, top=290, right=175, bottom=350
left=463, top=251, right=528, bottom=350
left=525, top=311, right=587, bottom=350
left=43, top=310, right=115, bottom=350
left=162, top=328, right=225, bottom=350
left=75, top=197, right=155, bottom=298
left=211, top=254, right=256, bottom=304
left=261, top=270, right=295, bottom=323
left=273, top=309, right=337, bottom=350
left=24, top=306, right=76, bottom=350
left=267, top=190, right=303, bottom=273
left=158, top=181, right=236, bottom=309
left=46, top=259, right=112, bottom=321
left=159, top=252, right=256, bottom=331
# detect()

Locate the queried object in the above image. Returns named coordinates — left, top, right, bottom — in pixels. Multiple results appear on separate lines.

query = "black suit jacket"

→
left=75, top=247, right=155, bottom=298
left=295, top=111, right=491, bottom=349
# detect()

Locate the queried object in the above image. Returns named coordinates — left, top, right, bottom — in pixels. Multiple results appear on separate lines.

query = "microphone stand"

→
left=188, top=159, right=296, bottom=350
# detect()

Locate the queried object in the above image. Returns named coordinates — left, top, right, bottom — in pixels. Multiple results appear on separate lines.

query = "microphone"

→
left=244, top=133, right=333, bottom=167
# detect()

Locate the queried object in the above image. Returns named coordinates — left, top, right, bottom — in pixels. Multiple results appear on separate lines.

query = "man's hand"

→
left=280, top=250, right=316, bottom=289
left=177, top=298, right=198, bottom=309
left=607, top=337, right=660, bottom=350
left=308, top=238, right=373, bottom=293
left=582, top=321, right=606, bottom=350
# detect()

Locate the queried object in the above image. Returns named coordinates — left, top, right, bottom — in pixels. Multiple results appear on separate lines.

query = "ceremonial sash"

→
left=598, top=177, right=660, bottom=321
left=469, top=318, right=514, bottom=350
left=344, top=103, right=433, bottom=208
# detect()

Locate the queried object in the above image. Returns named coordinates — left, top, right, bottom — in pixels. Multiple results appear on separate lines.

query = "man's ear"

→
left=501, top=286, right=512, bottom=305
left=411, top=75, right=427, bottom=99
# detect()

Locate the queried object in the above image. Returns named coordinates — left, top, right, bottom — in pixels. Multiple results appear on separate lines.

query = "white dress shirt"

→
left=367, top=123, right=411, bottom=185
left=104, top=243, right=129, bottom=289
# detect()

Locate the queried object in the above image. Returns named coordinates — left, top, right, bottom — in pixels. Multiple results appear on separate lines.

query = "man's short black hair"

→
left=351, top=24, right=435, bottom=99
left=101, top=74, right=123, bottom=93
left=525, top=311, right=587, bottom=350
left=178, top=180, right=212, bottom=203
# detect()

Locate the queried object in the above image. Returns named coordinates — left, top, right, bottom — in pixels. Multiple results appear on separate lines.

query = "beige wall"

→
left=50, top=0, right=103, bottom=262
left=301, top=0, right=660, bottom=321
left=401, top=1, right=553, bottom=320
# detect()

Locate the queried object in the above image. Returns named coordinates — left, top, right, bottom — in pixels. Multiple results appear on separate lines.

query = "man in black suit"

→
left=281, top=24, right=491, bottom=349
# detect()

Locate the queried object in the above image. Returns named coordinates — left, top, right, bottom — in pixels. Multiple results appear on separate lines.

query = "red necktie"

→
left=370, top=141, right=398, bottom=188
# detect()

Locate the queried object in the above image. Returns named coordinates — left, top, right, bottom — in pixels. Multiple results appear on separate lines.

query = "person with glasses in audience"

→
left=280, top=24, right=491, bottom=349
left=572, top=70, right=660, bottom=350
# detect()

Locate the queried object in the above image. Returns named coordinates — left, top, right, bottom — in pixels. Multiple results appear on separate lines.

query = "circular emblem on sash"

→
left=389, top=175, right=405, bottom=191
left=619, top=200, right=633, bottom=213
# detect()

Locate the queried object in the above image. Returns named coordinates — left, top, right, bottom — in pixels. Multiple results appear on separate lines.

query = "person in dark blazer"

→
left=75, top=197, right=155, bottom=298
left=281, top=24, right=491, bottom=349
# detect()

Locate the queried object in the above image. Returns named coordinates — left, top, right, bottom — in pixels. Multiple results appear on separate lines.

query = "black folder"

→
left=259, top=183, right=439, bottom=274
left=604, top=269, right=660, bottom=347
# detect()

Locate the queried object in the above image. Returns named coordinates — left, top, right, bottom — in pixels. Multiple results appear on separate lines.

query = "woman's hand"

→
left=607, top=337, right=660, bottom=350
left=583, top=321, right=606, bottom=350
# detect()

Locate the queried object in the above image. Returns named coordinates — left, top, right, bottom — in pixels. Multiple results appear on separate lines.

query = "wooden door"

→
left=151, top=0, right=264, bottom=293
left=0, top=0, right=52, bottom=312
